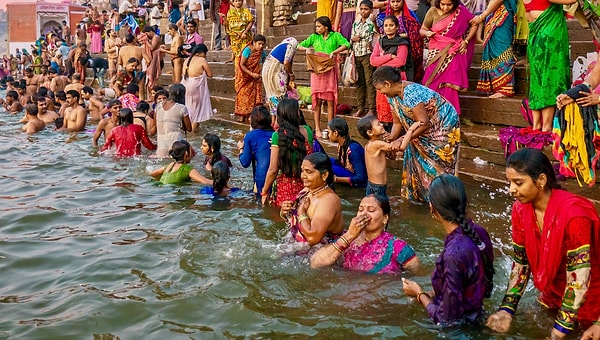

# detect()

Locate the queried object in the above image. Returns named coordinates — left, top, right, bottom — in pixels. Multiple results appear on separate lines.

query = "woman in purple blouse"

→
left=403, top=174, right=495, bottom=325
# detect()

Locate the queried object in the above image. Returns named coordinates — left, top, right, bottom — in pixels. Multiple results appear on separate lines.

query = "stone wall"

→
left=271, top=0, right=312, bottom=27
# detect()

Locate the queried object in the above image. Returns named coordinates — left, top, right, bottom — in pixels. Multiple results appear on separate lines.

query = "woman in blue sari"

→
left=471, top=0, right=517, bottom=98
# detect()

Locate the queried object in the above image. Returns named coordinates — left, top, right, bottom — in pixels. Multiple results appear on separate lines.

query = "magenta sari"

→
left=423, top=5, right=475, bottom=114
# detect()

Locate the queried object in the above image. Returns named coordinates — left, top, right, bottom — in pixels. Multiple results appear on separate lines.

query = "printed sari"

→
left=234, top=44, right=263, bottom=118
left=342, top=231, right=416, bottom=274
left=226, top=7, right=254, bottom=62
left=423, top=5, right=475, bottom=114
left=476, top=0, right=517, bottom=96
left=527, top=4, right=570, bottom=110
left=389, top=83, right=460, bottom=202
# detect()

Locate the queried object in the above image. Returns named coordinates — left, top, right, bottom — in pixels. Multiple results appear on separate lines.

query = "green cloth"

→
left=33, top=56, right=42, bottom=74
left=270, top=125, right=314, bottom=165
left=527, top=4, right=570, bottom=110
left=299, top=32, right=350, bottom=54
left=159, top=163, right=193, bottom=185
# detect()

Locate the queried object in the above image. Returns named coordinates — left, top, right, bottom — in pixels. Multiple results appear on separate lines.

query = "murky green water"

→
left=0, top=94, right=563, bottom=339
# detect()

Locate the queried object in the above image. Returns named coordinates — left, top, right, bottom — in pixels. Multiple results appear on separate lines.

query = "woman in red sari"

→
left=487, top=148, right=600, bottom=338
left=420, top=0, right=477, bottom=114
left=234, top=34, right=266, bottom=122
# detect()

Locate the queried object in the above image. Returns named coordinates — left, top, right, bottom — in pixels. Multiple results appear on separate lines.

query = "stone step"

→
left=459, top=94, right=527, bottom=127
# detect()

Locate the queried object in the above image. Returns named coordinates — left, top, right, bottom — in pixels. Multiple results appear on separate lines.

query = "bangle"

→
left=338, top=235, right=350, bottom=247
left=298, top=214, right=309, bottom=223
left=416, top=292, right=431, bottom=305
left=463, top=38, right=469, bottom=44
left=332, top=242, right=343, bottom=253
left=260, top=191, right=269, bottom=197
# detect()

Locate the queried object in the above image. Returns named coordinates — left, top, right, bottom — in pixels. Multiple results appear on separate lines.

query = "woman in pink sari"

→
left=90, top=21, right=104, bottom=54
left=420, top=0, right=478, bottom=114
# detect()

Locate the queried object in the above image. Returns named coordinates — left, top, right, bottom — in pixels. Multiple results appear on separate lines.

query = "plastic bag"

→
left=297, top=86, right=312, bottom=104
left=342, top=51, right=358, bottom=86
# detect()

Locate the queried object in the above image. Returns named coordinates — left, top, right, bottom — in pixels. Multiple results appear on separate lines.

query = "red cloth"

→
left=512, top=189, right=600, bottom=321
left=101, top=124, right=156, bottom=157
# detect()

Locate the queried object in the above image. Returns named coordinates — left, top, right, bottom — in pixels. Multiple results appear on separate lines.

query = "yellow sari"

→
left=226, top=7, right=254, bottom=61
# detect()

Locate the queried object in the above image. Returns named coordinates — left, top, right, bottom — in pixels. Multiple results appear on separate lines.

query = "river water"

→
left=0, top=96, right=561, bottom=339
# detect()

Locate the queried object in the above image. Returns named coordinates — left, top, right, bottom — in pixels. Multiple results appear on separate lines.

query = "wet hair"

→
left=143, top=26, right=155, bottom=33
left=82, top=86, right=94, bottom=95
left=55, top=91, right=66, bottom=101
left=372, top=66, right=402, bottom=85
left=168, top=23, right=178, bottom=31
left=506, top=148, right=561, bottom=190
left=107, top=99, right=122, bottom=108
left=315, top=16, right=333, bottom=33
left=106, top=29, right=113, bottom=35
left=25, top=67, right=33, bottom=73
left=152, top=85, right=164, bottom=92
left=55, top=117, right=64, bottom=129
left=428, top=174, right=495, bottom=297
left=48, top=68, right=58, bottom=74
left=125, top=34, right=135, bottom=43
left=211, top=161, right=230, bottom=194
left=365, top=194, right=391, bottom=229
left=383, top=15, right=399, bottom=27
left=186, top=20, right=197, bottom=28
left=203, top=133, right=223, bottom=166
left=169, top=84, right=186, bottom=105
left=253, top=34, right=266, bottom=43
left=25, top=103, right=38, bottom=116
left=250, top=105, right=273, bottom=130
left=191, top=43, right=208, bottom=56
left=66, top=89, right=80, bottom=100
left=154, top=89, right=168, bottom=101
left=118, top=108, right=134, bottom=125
left=136, top=101, right=150, bottom=113
left=434, top=0, right=460, bottom=10
left=360, top=0, right=374, bottom=9
left=127, top=57, right=139, bottom=65
left=328, top=117, right=357, bottom=168
left=6, top=90, right=18, bottom=99
left=276, top=98, right=307, bottom=178
left=357, top=115, right=378, bottom=139
left=304, top=152, right=334, bottom=186
left=126, top=82, right=139, bottom=95
left=169, top=140, right=191, bottom=162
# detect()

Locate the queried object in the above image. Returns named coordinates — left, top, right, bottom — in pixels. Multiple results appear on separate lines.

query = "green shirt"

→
left=299, top=32, right=350, bottom=54
left=159, top=163, right=193, bottom=185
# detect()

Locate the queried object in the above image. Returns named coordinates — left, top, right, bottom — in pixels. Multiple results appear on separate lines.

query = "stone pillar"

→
left=272, top=0, right=292, bottom=27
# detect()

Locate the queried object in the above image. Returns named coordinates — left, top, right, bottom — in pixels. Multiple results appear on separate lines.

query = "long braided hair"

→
left=328, top=117, right=356, bottom=168
left=276, top=98, right=307, bottom=178
left=428, top=174, right=495, bottom=298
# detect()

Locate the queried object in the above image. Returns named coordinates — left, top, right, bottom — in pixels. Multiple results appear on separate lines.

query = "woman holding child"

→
left=487, top=148, right=600, bottom=338
left=310, top=194, right=420, bottom=273
left=372, top=66, right=460, bottom=202
left=280, top=153, right=344, bottom=245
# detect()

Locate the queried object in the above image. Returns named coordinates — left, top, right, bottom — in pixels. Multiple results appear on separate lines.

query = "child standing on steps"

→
left=351, top=0, right=376, bottom=118
left=357, top=115, right=422, bottom=197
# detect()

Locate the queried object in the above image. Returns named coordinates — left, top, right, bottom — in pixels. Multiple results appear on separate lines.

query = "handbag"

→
left=306, top=53, right=335, bottom=74
left=341, top=51, right=358, bottom=86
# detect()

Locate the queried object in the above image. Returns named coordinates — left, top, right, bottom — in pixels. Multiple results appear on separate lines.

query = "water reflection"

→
left=0, top=102, right=558, bottom=338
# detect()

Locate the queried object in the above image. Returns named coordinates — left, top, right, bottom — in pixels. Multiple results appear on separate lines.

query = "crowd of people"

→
left=2, top=0, right=600, bottom=337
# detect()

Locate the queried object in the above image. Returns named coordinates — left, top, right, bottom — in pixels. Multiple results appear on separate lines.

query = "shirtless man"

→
left=55, top=91, right=69, bottom=117
left=64, top=73, right=85, bottom=94
left=81, top=86, right=105, bottom=122
left=142, top=26, right=162, bottom=97
left=16, top=84, right=32, bottom=107
left=61, top=90, right=87, bottom=132
left=24, top=68, right=41, bottom=96
left=2, top=90, right=23, bottom=114
left=104, top=29, right=121, bottom=78
left=48, top=69, right=69, bottom=93
left=117, top=34, right=149, bottom=99
left=36, top=96, right=59, bottom=125
left=22, top=104, right=46, bottom=134
left=92, top=99, right=121, bottom=147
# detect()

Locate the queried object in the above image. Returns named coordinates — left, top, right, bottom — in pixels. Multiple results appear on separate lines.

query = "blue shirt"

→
left=331, top=141, right=367, bottom=187
left=239, top=128, right=273, bottom=194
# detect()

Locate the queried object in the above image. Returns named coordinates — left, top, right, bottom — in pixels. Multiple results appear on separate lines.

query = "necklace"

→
left=309, top=185, right=329, bottom=197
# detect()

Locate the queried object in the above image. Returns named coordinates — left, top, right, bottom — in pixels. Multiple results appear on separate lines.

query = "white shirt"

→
left=149, top=6, right=162, bottom=26
left=119, top=0, right=133, bottom=14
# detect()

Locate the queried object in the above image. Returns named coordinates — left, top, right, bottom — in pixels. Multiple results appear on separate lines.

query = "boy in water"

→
left=22, top=104, right=46, bottom=134
left=357, top=115, right=421, bottom=197
left=92, top=99, right=122, bottom=147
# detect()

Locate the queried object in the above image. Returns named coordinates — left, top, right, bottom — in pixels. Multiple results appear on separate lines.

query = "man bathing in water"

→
left=81, top=86, right=105, bottom=122
left=61, top=90, right=87, bottom=132
left=22, top=104, right=45, bottom=134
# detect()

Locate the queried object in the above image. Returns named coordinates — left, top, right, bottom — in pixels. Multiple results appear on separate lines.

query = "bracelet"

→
left=260, top=191, right=269, bottom=197
left=338, top=235, right=350, bottom=247
left=416, top=292, right=431, bottom=305
left=332, top=242, right=343, bottom=253
left=298, top=214, right=309, bottom=223
left=594, top=321, right=600, bottom=327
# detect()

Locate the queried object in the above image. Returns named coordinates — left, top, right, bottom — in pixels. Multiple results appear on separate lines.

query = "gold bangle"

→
left=332, top=242, right=343, bottom=253
left=339, top=235, right=350, bottom=247
left=298, top=214, right=309, bottom=223
left=416, top=292, right=431, bottom=305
